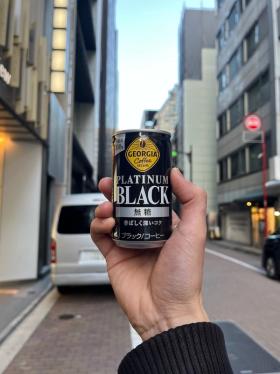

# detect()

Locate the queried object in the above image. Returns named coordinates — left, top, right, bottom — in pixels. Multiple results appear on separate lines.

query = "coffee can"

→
left=112, top=129, right=172, bottom=249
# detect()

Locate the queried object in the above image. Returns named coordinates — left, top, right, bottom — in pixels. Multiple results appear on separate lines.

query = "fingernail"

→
left=94, top=206, right=100, bottom=216
left=173, top=167, right=183, bottom=176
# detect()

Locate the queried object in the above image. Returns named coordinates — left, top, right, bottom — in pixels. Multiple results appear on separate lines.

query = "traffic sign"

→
left=244, top=114, right=262, bottom=132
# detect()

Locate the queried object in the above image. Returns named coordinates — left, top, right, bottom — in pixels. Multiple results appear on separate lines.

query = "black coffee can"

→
left=112, top=129, right=172, bottom=249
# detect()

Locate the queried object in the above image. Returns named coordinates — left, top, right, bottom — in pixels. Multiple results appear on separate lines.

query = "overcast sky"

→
left=116, top=0, right=216, bottom=130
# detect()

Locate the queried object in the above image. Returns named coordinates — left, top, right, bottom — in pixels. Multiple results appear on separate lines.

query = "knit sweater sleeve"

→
left=118, top=322, right=233, bottom=374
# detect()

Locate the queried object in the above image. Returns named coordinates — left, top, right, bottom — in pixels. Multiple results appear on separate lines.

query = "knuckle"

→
left=90, top=217, right=96, bottom=230
left=196, top=187, right=207, bottom=202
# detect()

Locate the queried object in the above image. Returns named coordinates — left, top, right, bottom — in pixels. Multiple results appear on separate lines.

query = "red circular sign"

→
left=244, top=115, right=262, bottom=132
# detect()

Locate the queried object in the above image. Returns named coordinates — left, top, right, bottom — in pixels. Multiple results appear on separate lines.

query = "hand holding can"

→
left=90, top=169, right=208, bottom=341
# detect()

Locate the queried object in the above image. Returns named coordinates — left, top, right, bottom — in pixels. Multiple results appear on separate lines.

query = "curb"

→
left=207, top=240, right=261, bottom=256
left=0, top=282, right=53, bottom=345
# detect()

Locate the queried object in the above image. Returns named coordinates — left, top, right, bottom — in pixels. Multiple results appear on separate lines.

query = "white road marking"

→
left=0, top=289, right=59, bottom=373
left=206, top=248, right=266, bottom=275
left=129, top=324, right=142, bottom=348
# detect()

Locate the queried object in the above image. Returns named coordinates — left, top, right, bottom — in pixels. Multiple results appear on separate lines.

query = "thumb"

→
left=171, top=168, right=207, bottom=232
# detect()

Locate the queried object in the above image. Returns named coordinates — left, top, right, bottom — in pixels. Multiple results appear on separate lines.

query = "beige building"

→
left=178, top=9, right=218, bottom=222
left=154, top=85, right=178, bottom=137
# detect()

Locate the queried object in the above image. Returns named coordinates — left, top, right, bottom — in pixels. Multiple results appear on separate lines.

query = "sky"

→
left=116, top=0, right=216, bottom=130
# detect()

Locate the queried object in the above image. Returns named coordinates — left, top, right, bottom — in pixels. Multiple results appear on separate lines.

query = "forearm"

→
left=118, top=322, right=233, bottom=374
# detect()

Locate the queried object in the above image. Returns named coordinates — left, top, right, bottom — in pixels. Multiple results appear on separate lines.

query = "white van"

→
left=51, top=193, right=109, bottom=293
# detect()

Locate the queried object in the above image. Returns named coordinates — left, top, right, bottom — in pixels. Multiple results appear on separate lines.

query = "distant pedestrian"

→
left=91, top=168, right=233, bottom=373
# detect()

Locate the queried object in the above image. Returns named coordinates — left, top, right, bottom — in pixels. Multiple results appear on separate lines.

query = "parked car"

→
left=51, top=193, right=109, bottom=293
left=262, top=228, right=280, bottom=279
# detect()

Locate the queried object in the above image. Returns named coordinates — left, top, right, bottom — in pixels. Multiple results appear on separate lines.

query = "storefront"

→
left=0, top=1, right=50, bottom=281
left=220, top=192, right=279, bottom=250
left=220, top=206, right=252, bottom=246
left=0, top=90, right=49, bottom=281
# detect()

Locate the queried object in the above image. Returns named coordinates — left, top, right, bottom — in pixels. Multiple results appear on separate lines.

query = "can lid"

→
left=113, top=129, right=171, bottom=137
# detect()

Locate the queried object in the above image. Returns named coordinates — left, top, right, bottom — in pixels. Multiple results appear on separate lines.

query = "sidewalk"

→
left=208, top=239, right=261, bottom=256
left=3, top=286, right=131, bottom=374
left=0, top=275, right=52, bottom=344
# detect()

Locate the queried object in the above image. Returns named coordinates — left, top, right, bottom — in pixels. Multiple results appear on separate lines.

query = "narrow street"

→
left=1, top=243, right=280, bottom=373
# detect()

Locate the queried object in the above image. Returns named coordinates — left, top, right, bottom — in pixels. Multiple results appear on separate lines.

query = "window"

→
left=218, top=68, right=228, bottom=92
left=246, top=10, right=268, bottom=59
left=246, top=23, right=260, bottom=59
left=228, top=1, right=242, bottom=33
left=58, top=205, right=97, bottom=234
left=229, top=46, right=243, bottom=80
left=219, top=113, right=227, bottom=138
left=218, top=0, right=225, bottom=9
left=248, top=70, right=270, bottom=113
left=217, top=23, right=227, bottom=51
left=229, top=96, right=244, bottom=129
left=219, top=159, right=228, bottom=182
left=249, top=143, right=262, bottom=173
left=231, top=149, right=246, bottom=178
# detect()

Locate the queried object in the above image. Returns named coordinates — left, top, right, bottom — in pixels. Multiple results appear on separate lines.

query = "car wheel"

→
left=57, top=286, right=70, bottom=294
left=265, top=257, right=279, bottom=279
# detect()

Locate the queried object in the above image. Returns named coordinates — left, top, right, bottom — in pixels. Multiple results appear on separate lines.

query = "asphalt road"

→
left=2, top=242, right=280, bottom=373
left=205, top=243, right=280, bottom=361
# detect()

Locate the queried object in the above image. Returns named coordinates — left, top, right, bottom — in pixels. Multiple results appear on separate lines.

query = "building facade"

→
left=140, top=110, right=158, bottom=129
left=72, top=0, right=118, bottom=189
left=141, top=86, right=178, bottom=135
left=0, top=0, right=50, bottom=281
left=73, top=0, right=118, bottom=185
left=0, top=0, right=117, bottom=282
left=154, top=85, right=178, bottom=136
left=178, top=8, right=218, bottom=224
left=216, top=0, right=280, bottom=248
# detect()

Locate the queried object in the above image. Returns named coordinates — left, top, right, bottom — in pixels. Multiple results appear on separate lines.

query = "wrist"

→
left=140, top=307, right=209, bottom=341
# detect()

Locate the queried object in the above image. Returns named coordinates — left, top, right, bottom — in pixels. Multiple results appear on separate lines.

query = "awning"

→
left=232, top=188, right=277, bottom=205
left=0, top=97, right=47, bottom=145
left=266, top=180, right=280, bottom=196
left=235, top=190, right=263, bottom=202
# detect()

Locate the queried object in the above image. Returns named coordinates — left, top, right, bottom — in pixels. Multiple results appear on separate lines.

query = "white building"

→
left=178, top=8, right=218, bottom=224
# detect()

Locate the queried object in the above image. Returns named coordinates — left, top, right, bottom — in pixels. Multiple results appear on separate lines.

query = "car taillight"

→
left=50, top=238, right=57, bottom=264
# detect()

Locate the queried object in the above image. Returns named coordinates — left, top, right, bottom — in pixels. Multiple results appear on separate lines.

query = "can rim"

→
left=113, top=129, right=171, bottom=137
